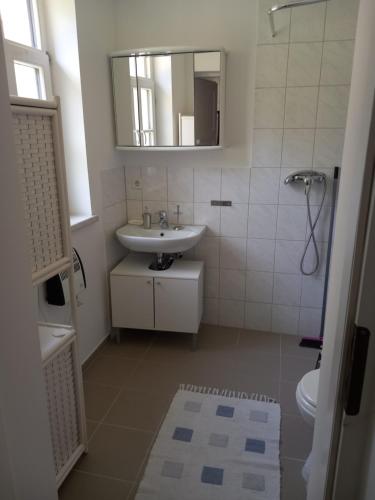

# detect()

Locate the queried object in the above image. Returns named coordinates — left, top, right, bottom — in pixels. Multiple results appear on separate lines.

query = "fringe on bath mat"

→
left=179, top=384, right=277, bottom=403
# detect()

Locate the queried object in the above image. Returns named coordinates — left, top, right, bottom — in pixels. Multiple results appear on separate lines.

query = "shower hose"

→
left=300, top=177, right=327, bottom=276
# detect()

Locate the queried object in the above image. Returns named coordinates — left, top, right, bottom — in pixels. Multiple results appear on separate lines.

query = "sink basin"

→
left=116, top=224, right=206, bottom=253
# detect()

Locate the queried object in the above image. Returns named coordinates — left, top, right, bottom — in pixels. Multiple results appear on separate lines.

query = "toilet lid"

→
left=300, top=369, right=320, bottom=407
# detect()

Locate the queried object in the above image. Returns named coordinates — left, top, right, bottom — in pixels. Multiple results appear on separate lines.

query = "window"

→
left=0, top=0, right=52, bottom=99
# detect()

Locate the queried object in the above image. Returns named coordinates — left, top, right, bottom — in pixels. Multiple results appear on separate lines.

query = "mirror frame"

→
left=109, top=47, right=226, bottom=150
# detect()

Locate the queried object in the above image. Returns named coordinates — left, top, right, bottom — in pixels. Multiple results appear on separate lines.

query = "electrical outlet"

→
left=132, top=178, right=142, bottom=190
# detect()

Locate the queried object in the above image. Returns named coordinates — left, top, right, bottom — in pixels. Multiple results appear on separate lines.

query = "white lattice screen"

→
left=13, top=112, right=64, bottom=274
left=43, top=342, right=81, bottom=477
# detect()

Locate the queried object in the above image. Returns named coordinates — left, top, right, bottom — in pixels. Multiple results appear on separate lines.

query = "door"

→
left=111, top=275, right=154, bottom=330
left=307, top=1, right=375, bottom=497
left=154, top=278, right=199, bottom=333
left=194, top=78, right=218, bottom=146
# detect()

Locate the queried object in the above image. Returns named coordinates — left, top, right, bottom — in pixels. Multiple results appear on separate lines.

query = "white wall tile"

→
left=168, top=167, right=194, bottom=201
left=246, top=270, right=273, bottom=303
left=101, top=167, right=126, bottom=208
left=276, top=205, right=307, bottom=240
left=125, top=166, right=142, bottom=200
left=248, top=204, right=277, bottom=239
left=278, top=168, right=307, bottom=205
left=301, top=275, right=325, bottom=307
left=127, top=199, right=143, bottom=221
left=282, top=129, right=315, bottom=168
left=307, top=205, right=331, bottom=242
left=317, top=86, right=350, bottom=128
left=195, top=237, right=220, bottom=268
left=320, top=41, right=354, bottom=85
left=247, top=238, right=276, bottom=272
left=325, top=0, right=359, bottom=41
left=204, top=268, right=219, bottom=298
left=103, top=201, right=127, bottom=233
left=257, top=0, right=290, bottom=44
left=219, top=299, right=245, bottom=328
left=141, top=166, right=167, bottom=201
left=245, top=302, right=272, bottom=332
left=167, top=202, right=194, bottom=225
left=290, top=2, right=326, bottom=42
left=142, top=200, right=168, bottom=223
left=220, top=269, right=246, bottom=300
left=313, top=129, right=345, bottom=168
left=194, top=168, right=221, bottom=202
left=254, top=88, right=286, bottom=128
left=221, top=168, right=250, bottom=203
left=220, top=204, right=248, bottom=238
left=256, top=45, right=288, bottom=88
left=203, top=298, right=218, bottom=325
left=273, top=273, right=302, bottom=306
left=250, top=168, right=280, bottom=204
left=303, top=241, right=327, bottom=277
left=252, top=129, right=283, bottom=167
left=194, top=203, right=220, bottom=236
left=275, top=240, right=305, bottom=273
left=220, top=237, right=247, bottom=270
left=272, top=305, right=299, bottom=334
left=287, top=43, right=322, bottom=86
left=299, top=307, right=322, bottom=337
left=285, top=87, right=319, bottom=128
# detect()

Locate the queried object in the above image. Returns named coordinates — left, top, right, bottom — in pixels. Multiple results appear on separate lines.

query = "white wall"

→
left=0, top=34, right=57, bottom=500
left=113, top=0, right=257, bottom=169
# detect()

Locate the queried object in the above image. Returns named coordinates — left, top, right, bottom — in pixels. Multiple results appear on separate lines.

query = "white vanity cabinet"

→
left=110, top=254, right=204, bottom=335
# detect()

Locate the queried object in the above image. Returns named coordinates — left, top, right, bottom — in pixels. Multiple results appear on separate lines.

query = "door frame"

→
left=307, top=0, right=375, bottom=497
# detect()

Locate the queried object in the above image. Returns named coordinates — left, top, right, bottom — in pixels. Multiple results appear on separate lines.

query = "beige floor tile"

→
left=86, top=419, right=99, bottom=440
left=104, top=390, right=173, bottom=431
left=281, top=414, right=314, bottom=460
left=58, top=470, right=132, bottom=500
left=198, top=324, right=240, bottom=346
left=281, top=355, right=317, bottom=383
left=281, top=335, right=320, bottom=359
left=84, top=383, right=121, bottom=421
left=76, top=424, right=153, bottom=481
left=238, top=329, right=281, bottom=355
left=281, top=458, right=307, bottom=500
left=144, top=331, right=196, bottom=362
left=280, top=380, right=300, bottom=416
left=83, top=356, right=139, bottom=387
left=99, top=331, right=154, bottom=359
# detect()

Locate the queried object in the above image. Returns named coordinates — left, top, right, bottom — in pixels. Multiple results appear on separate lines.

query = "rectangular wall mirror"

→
left=110, top=49, right=225, bottom=149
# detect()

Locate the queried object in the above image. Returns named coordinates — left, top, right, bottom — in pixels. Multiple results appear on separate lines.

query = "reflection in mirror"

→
left=111, top=50, right=223, bottom=148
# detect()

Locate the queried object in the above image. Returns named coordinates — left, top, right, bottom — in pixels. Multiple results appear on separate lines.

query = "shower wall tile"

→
left=287, top=43, right=322, bottom=87
left=221, top=168, right=250, bottom=203
left=307, top=206, right=331, bottom=242
left=320, top=41, right=355, bottom=85
left=252, top=129, right=283, bottom=167
left=245, top=302, right=272, bottom=332
left=194, top=203, right=220, bottom=236
left=284, top=87, right=319, bottom=129
left=204, top=268, right=219, bottom=298
left=324, top=0, right=359, bottom=41
left=203, top=298, right=219, bottom=325
left=301, top=275, right=325, bottom=308
left=248, top=204, right=277, bottom=239
left=246, top=270, right=273, bottom=303
left=194, top=168, right=221, bottom=202
left=290, top=2, right=326, bottom=42
left=195, top=237, right=220, bottom=268
left=220, top=238, right=247, bottom=270
left=219, top=269, right=246, bottom=300
left=276, top=205, right=307, bottom=241
left=271, top=305, right=299, bottom=335
left=273, top=273, right=302, bottom=307
left=220, top=204, right=248, bottom=238
left=282, top=129, right=315, bottom=168
left=299, top=307, right=322, bottom=338
left=250, top=168, right=280, bottom=204
left=254, top=88, right=286, bottom=128
left=313, top=129, right=345, bottom=168
left=247, top=238, right=276, bottom=272
left=255, top=45, right=288, bottom=88
left=219, top=299, right=245, bottom=328
left=317, top=86, right=350, bottom=128
left=275, top=240, right=305, bottom=274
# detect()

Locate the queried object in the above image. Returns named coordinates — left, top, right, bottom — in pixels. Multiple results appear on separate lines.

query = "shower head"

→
left=284, top=170, right=327, bottom=185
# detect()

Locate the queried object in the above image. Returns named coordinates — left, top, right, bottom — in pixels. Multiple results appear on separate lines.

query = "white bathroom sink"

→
left=116, top=224, right=206, bottom=253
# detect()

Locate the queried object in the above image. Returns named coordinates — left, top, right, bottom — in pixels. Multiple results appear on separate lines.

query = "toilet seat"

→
left=296, top=369, right=320, bottom=423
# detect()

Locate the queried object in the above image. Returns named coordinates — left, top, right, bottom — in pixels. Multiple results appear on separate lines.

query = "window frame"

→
left=1, top=0, right=53, bottom=99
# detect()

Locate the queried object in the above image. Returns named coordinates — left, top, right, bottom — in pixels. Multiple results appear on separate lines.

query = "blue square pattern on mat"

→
left=172, top=427, right=193, bottom=442
left=245, top=438, right=266, bottom=454
left=201, top=466, right=224, bottom=486
left=216, top=405, right=234, bottom=418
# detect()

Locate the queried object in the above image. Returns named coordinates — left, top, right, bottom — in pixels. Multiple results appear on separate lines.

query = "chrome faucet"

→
left=159, top=210, right=169, bottom=229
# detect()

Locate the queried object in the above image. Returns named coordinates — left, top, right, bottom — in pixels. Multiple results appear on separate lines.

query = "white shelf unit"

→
left=11, top=96, right=87, bottom=488
left=110, top=254, right=204, bottom=337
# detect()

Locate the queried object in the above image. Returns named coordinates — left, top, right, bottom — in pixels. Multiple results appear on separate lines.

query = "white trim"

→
left=116, top=145, right=224, bottom=151
left=70, top=214, right=99, bottom=231
left=110, top=46, right=226, bottom=57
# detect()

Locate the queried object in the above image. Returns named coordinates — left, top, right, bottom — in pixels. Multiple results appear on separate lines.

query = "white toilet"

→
left=295, top=368, right=320, bottom=482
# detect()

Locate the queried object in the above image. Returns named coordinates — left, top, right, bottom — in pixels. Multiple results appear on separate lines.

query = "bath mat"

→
left=135, top=386, right=281, bottom=500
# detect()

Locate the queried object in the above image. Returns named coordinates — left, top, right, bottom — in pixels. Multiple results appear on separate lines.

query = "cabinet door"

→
left=154, top=278, right=199, bottom=333
left=110, top=275, right=154, bottom=330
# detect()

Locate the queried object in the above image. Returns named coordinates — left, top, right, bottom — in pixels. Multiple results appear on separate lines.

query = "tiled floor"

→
left=59, top=325, right=318, bottom=500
